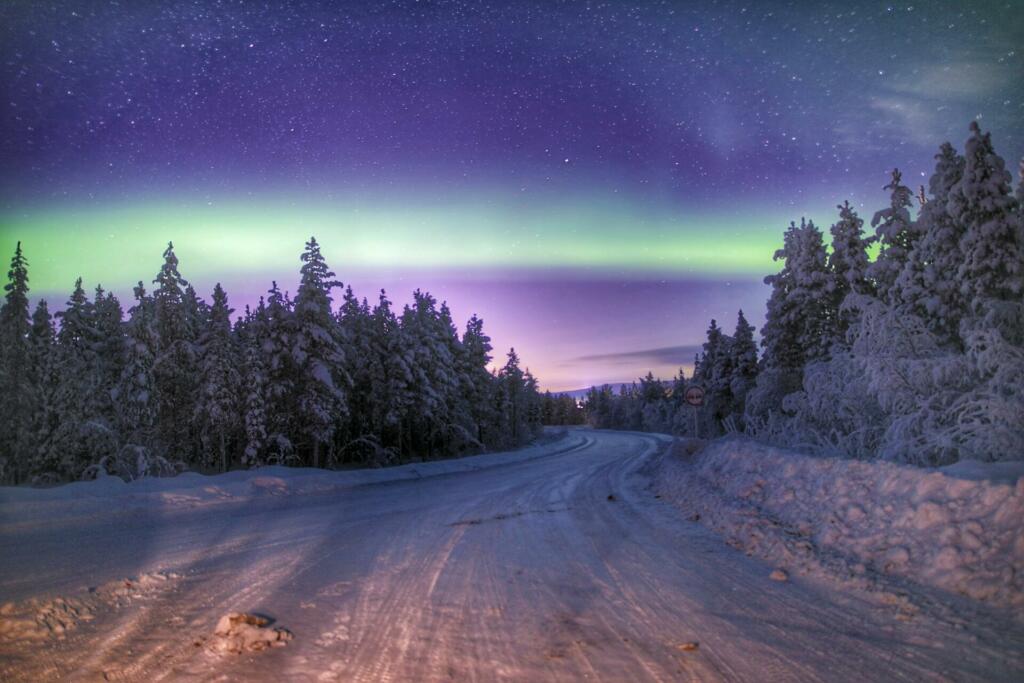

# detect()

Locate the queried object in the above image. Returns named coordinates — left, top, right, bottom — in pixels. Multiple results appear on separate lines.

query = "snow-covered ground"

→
left=2, top=429, right=1022, bottom=681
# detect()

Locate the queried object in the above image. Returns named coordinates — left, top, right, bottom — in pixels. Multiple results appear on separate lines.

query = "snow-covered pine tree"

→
left=0, top=242, right=32, bottom=482
left=459, top=314, right=497, bottom=448
left=262, top=282, right=297, bottom=461
left=947, top=122, right=1023, bottom=312
left=51, top=277, right=118, bottom=479
left=400, top=291, right=458, bottom=457
left=522, top=368, right=543, bottom=438
left=292, top=237, right=348, bottom=468
left=727, top=310, right=758, bottom=421
left=868, top=169, right=917, bottom=304
left=828, top=201, right=874, bottom=344
left=24, top=300, right=61, bottom=478
left=895, top=143, right=966, bottom=342
left=828, top=201, right=873, bottom=297
left=115, top=282, right=158, bottom=458
left=151, top=242, right=199, bottom=462
left=498, top=348, right=527, bottom=445
left=371, top=290, right=413, bottom=459
left=761, top=219, right=834, bottom=369
left=241, top=335, right=269, bottom=467
left=194, top=283, right=241, bottom=472
left=91, top=286, right=126, bottom=429
left=748, top=220, right=833, bottom=424
left=337, top=286, right=396, bottom=464
left=436, top=301, right=465, bottom=451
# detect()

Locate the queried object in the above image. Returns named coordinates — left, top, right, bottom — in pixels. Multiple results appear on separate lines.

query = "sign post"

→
left=684, top=385, right=705, bottom=439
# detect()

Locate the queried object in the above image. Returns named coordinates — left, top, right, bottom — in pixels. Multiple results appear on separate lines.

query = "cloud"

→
left=836, top=58, right=1019, bottom=154
left=570, top=345, right=702, bottom=367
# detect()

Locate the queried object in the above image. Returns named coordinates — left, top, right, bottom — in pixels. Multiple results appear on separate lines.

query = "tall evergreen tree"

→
left=0, top=242, right=32, bottom=482
left=195, top=284, right=240, bottom=472
left=241, top=335, right=269, bottom=466
left=898, top=142, right=966, bottom=341
left=151, top=242, right=198, bottom=462
left=262, top=282, right=297, bottom=460
left=947, top=122, right=1023, bottom=309
left=761, top=219, right=834, bottom=370
left=372, top=290, right=413, bottom=458
left=116, top=282, right=158, bottom=454
left=292, top=237, right=348, bottom=468
left=459, top=314, right=497, bottom=447
left=828, top=201, right=874, bottom=344
left=828, top=201, right=873, bottom=297
left=727, top=310, right=759, bottom=419
left=25, top=300, right=61, bottom=477
left=868, top=169, right=917, bottom=303
left=498, top=348, right=527, bottom=445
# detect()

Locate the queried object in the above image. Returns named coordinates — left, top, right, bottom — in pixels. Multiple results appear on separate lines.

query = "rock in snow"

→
left=211, top=612, right=292, bottom=654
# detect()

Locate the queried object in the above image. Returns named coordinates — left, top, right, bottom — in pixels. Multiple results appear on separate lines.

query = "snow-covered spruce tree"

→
left=24, top=300, right=62, bottom=478
left=498, top=348, right=528, bottom=445
left=693, top=319, right=734, bottom=434
left=458, top=314, right=498, bottom=450
left=335, top=286, right=379, bottom=463
left=747, top=219, right=833, bottom=424
left=638, top=371, right=670, bottom=433
left=727, top=310, right=758, bottom=425
left=948, top=122, right=1023, bottom=314
left=49, top=278, right=119, bottom=479
left=400, top=291, right=459, bottom=457
left=292, top=237, right=348, bottom=468
left=0, top=242, right=32, bottom=482
left=868, top=169, right=917, bottom=304
left=827, top=201, right=874, bottom=343
left=261, top=282, right=298, bottom=462
left=114, top=282, right=159, bottom=467
left=371, top=290, right=413, bottom=460
left=840, top=292, right=1023, bottom=465
left=896, top=142, right=966, bottom=343
left=241, top=334, right=269, bottom=467
left=151, top=242, right=199, bottom=463
left=583, top=385, right=615, bottom=429
left=194, top=283, right=241, bottom=472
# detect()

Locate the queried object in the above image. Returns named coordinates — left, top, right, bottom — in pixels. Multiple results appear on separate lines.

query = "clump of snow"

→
left=655, top=435, right=1024, bottom=609
left=210, top=613, right=292, bottom=654
left=0, top=571, right=180, bottom=644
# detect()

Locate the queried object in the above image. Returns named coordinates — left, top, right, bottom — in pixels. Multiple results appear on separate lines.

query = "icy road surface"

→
left=1, top=430, right=1021, bottom=681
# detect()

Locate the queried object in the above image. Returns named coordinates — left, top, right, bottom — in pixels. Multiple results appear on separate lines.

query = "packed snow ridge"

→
left=656, top=435, right=1024, bottom=609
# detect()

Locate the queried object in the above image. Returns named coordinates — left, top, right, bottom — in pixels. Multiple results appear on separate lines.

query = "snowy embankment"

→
left=0, top=430, right=590, bottom=529
left=655, top=435, right=1024, bottom=610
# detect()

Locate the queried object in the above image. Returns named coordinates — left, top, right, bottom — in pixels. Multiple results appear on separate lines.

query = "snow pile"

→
left=656, top=435, right=1024, bottom=609
left=0, top=431, right=590, bottom=528
left=209, top=613, right=292, bottom=654
left=0, top=571, right=180, bottom=644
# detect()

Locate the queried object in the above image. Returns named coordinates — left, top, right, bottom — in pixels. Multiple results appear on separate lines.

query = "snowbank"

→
left=0, top=431, right=591, bottom=528
left=655, top=435, right=1024, bottom=609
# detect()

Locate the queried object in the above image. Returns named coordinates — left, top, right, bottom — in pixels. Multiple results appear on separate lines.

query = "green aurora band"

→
left=0, top=195, right=814, bottom=295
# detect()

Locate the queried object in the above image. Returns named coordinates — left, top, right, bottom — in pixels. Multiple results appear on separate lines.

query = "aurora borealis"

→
left=2, top=1, right=1022, bottom=389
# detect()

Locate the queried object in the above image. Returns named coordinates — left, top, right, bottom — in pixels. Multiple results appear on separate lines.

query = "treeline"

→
left=539, top=392, right=586, bottom=426
left=0, top=237, right=543, bottom=484
left=579, top=122, right=1024, bottom=465
left=582, top=311, right=757, bottom=436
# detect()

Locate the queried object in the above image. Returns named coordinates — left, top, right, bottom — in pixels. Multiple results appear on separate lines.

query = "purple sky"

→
left=1, top=1, right=1021, bottom=389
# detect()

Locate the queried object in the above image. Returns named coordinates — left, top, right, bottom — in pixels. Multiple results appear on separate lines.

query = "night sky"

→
left=1, top=1, right=1021, bottom=389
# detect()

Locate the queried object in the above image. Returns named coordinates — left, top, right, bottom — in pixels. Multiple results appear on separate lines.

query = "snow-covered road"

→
left=1, top=430, right=1021, bottom=681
